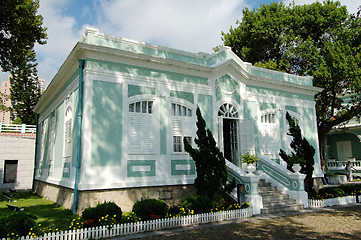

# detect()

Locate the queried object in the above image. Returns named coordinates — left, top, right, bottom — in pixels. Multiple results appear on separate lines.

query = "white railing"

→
left=1, top=208, right=253, bottom=240
left=308, top=195, right=357, bottom=208
left=0, top=123, right=36, bottom=133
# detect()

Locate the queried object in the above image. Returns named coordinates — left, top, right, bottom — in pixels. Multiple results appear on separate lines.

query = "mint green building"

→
left=33, top=28, right=323, bottom=213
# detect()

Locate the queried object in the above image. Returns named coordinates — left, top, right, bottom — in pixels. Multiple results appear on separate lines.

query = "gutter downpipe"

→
left=32, top=114, right=40, bottom=192
left=73, top=59, right=85, bottom=214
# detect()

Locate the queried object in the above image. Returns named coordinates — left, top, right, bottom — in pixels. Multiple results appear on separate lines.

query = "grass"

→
left=0, top=191, right=79, bottom=230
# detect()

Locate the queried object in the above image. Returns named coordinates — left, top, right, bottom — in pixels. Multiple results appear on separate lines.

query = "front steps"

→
left=258, top=179, right=304, bottom=214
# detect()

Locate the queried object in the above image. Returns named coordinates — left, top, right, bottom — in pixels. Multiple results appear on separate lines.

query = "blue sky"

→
left=1, top=0, right=359, bottom=86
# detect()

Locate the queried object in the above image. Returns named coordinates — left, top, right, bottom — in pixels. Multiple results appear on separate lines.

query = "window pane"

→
left=142, top=101, right=147, bottom=113
left=177, top=105, right=182, bottom=116
left=182, top=106, right=187, bottom=116
left=135, top=102, right=141, bottom=112
left=129, top=103, right=134, bottom=112
left=173, top=136, right=182, bottom=152
left=148, top=101, right=153, bottom=114
left=171, top=103, right=176, bottom=115
left=184, top=136, right=192, bottom=145
left=188, top=109, right=192, bottom=117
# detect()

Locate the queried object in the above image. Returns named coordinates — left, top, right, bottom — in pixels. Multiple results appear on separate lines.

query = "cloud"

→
left=96, top=0, right=247, bottom=53
left=35, top=0, right=86, bottom=85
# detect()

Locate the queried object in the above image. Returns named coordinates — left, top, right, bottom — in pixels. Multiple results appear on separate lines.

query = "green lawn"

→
left=0, top=191, right=79, bottom=230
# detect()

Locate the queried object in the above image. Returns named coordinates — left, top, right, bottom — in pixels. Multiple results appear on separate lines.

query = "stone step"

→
left=263, top=199, right=297, bottom=208
left=261, top=204, right=304, bottom=214
left=261, top=195, right=291, bottom=202
left=258, top=179, right=304, bottom=215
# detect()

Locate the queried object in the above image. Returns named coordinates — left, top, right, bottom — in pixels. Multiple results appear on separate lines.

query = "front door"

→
left=337, top=141, right=352, bottom=161
left=223, top=118, right=239, bottom=165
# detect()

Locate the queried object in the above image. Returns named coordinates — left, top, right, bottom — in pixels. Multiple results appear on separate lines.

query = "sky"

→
left=1, top=0, right=360, bottom=86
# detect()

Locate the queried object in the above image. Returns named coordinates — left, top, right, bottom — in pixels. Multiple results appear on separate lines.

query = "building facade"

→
left=0, top=76, right=12, bottom=124
left=0, top=75, right=45, bottom=124
left=33, top=28, right=323, bottom=213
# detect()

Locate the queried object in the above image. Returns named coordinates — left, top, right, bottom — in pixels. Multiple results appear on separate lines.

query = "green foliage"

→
left=0, top=0, right=47, bottom=72
left=318, top=187, right=345, bottom=199
left=241, top=153, right=259, bottom=164
left=10, top=58, right=42, bottom=124
left=132, top=199, right=169, bottom=221
left=184, top=107, right=235, bottom=201
left=0, top=92, right=10, bottom=113
left=279, top=112, right=315, bottom=193
left=1, top=0, right=47, bottom=124
left=221, top=1, right=361, bottom=168
left=0, top=212, right=37, bottom=238
left=180, top=195, right=215, bottom=214
left=82, top=201, right=122, bottom=225
left=313, top=184, right=361, bottom=200
left=11, top=117, right=22, bottom=125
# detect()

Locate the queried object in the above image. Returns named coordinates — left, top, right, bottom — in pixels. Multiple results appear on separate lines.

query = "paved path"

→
left=114, top=204, right=361, bottom=240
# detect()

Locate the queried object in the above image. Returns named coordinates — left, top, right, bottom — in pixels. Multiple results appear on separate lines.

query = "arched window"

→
left=128, top=100, right=155, bottom=153
left=48, top=115, right=56, bottom=176
left=62, top=107, right=72, bottom=178
left=218, top=103, right=238, bottom=118
left=64, top=107, right=72, bottom=158
left=171, top=103, right=193, bottom=153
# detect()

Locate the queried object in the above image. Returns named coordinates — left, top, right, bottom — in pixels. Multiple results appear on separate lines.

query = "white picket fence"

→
left=2, top=208, right=253, bottom=240
left=308, top=195, right=358, bottom=208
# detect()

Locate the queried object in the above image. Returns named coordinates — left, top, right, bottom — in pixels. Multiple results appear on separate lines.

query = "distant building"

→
left=0, top=75, right=46, bottom=124
left=0, top=76, right=11, bottom=124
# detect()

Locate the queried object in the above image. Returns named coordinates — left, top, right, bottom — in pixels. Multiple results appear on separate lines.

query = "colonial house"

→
left=327, top=114, right=361, bottom=177
left=33, top=28, right=323, bottom=214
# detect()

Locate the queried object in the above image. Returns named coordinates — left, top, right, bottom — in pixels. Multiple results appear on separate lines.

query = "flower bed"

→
left=0, top=208, right=253, bottom=240
left=308, top=196, right=356, bottom=208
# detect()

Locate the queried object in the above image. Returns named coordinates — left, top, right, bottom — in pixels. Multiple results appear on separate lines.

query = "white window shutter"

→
left=239, top=119, right=254, bottom=155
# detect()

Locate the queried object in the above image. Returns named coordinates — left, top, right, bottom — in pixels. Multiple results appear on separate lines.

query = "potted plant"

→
left=241, top=153, right=259, bottom=174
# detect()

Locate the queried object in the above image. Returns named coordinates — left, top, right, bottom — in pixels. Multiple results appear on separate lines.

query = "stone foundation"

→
left=34, top=180, right=196, bottom=214
left=33, top=180, right=75, bottom=210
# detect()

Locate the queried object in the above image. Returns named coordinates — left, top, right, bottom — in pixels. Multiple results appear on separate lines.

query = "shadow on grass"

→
left=0, top=191, right=78, bottom=230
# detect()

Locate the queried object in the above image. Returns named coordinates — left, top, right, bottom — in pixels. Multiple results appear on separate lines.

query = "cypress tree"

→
left=184, top=107, right=234, bottom=201
left=279, top=112, right=315, bottom=193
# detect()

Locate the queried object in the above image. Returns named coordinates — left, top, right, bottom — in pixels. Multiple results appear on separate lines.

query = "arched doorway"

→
left=218, top=103, right=239, bottom=165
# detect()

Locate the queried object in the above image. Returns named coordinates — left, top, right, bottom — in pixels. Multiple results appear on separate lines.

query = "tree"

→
left=0, top=0, right=47, bottom=72
left=1, top=0, right=47, bottom=124
left=279, top=112, right=315, bottom=193
left=221, top=1, right=361, bottom=169
left=184, top=107, right=234, bottom=201
left=10, top=52, right=41, bottom=124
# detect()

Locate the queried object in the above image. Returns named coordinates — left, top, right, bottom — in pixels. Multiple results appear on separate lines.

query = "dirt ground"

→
left=119, top=205, right=361, bottom=240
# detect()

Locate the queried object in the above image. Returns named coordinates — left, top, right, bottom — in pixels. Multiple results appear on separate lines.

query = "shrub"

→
left=318, top=187, right=345, bottom=199
left=0, top=212, right=37, bottom=238
left=132, top=199, right=169, bottom=221
left=181, top=195, right=214, bottom=214
left=82, top=201, right=122, bottom=226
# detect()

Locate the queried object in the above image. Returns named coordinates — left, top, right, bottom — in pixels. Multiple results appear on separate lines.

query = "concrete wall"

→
left=0, top=134, right=35, bottom=190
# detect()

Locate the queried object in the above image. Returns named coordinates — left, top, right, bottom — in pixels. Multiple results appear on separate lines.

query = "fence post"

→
left=21, top=124, right=26, bottom=133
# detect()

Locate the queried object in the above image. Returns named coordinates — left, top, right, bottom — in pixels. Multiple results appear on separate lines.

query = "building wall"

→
left=327, top=131, right=361, bottom=161
left=0, top=76, right=11, bottom=124
left=0, top=135, right=35, bottom=190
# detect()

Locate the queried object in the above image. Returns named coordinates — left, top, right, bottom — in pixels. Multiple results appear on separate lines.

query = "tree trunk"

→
left=318, top=129, right=329, bottom=172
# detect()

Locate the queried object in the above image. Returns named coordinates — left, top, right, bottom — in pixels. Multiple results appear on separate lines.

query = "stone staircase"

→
left=258, top=179, right=304, bottom=214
